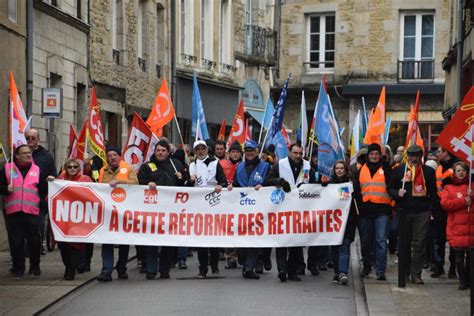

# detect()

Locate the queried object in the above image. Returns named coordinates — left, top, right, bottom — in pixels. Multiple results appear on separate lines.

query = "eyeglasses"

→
left=26, top=136, right=37, bottom=141
left=67, top=165, right=79, bottom=169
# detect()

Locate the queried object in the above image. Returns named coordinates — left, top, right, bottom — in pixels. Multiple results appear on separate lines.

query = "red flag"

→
left=281, top=127, right=291, bottom=147
left=227, top=99, right=246, bottom=146
left=9, top=71, right=28, bottom=148
left=363, top=86, right=386, bottom=145
left=217, top=119, right=227, bottom=141
left=86, top=86, right=106, bottom=163
left=436, top=86, right=474, bottom=164
left=405, top=91, right=424, bottom=152
left=122, top=113, right=153, bottom=171
left=69, top=124, right=77, bottom=151
left=146, top=80, right=175, bottom=135
left=245, top=119, right=251, bottom=141
left=70, top=121, right=87, bottom=162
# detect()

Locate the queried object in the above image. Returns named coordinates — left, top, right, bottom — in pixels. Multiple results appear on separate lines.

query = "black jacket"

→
left=388, top=163, right=438, bottom=212
left=32, top=145, right=57, bottom=178
left=352, top=160, right=393, bottom=218
left=137, top=154, right=189, bottom=187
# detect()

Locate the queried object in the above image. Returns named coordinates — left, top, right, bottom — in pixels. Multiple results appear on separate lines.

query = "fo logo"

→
left=111, top=187, right=126, bottom=202
left=50, top=185, right=104, bottom=238
left=270, top=189, right=285, bottom=205
left=144, top=189, right=158, bottom=204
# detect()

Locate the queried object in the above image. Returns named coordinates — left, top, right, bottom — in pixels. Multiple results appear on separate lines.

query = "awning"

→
left=246, top=108, right=264, bottom=125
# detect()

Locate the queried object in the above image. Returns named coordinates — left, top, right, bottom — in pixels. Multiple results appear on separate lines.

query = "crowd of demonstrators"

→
left=5, top=131, right=474, bottom=291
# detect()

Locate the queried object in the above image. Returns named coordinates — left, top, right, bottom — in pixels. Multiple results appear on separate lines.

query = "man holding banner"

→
left=137, top=139, right=189, bottom=280
left=96, top=146, right=138, bottom=282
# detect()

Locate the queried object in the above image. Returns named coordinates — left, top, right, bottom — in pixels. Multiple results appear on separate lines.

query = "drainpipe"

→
left=456, top=0, right=463, bottom=109
left=26, top=0, right=33, bottom=117
left=170, top=0, right=178, bottom=144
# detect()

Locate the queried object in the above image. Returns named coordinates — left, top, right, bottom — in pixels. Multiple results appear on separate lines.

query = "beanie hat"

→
left=106, top=145, right=121, bottom=155
left=367, top=143, right=381, bottom=154
left=229, top=140, right=243, bottom=153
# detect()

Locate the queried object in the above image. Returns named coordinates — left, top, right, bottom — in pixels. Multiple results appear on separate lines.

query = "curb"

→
left=351, top=236, right=369, bottom=316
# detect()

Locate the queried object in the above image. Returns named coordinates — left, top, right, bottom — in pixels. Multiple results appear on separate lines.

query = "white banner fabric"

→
left=48, top=180, right=353, bottom=247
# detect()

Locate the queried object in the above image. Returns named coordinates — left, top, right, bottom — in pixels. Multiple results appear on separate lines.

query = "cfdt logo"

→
left=205, top=191, right=221, bottom=207
left=240, top=192, right=256, bottom=206
left=270, top=189, right=285, bottom=205
left=144, top=189, right=158, bottom=204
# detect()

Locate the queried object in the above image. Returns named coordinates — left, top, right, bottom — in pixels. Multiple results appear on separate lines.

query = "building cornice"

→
left=33, top=0, right=90, bottom=34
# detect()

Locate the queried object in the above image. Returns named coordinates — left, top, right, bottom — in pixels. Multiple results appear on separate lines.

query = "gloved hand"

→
left=321, top=175, right=329, bottom=187
left=279, top=178, right=291, bottom=193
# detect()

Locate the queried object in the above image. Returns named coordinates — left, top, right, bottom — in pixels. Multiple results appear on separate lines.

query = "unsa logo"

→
left=50, top=185, right=105, bottom=238
left=270, top=189, right=285, bottom=205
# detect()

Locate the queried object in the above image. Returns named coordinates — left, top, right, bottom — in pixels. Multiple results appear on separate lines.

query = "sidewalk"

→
left=355, top=240, right=471, bottom=315
left=0, top=245, right=103, bottom=315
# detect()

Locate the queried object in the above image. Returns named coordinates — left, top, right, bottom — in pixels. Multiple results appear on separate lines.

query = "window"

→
left=306, top=14, right=335, bottom=71
left=156, top=4, right=165, bottom=69
left=112, top=1, right=124, bottom=50
left=137, top=0, right=147, bottom=71
left=8, top=0, right=17, bottom=22
left=180, top=0, right=195, bottom=60
left=220, top=0, right=231, bottom=67
left=76, top=0, right=82, bottom=20
left=201, top=0, right=213, bottom=64
left=399, top=13, right=435, bottom=79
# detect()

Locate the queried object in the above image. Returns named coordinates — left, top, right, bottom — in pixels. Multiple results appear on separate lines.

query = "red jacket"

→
left=440, top=177, right=474, bottom=248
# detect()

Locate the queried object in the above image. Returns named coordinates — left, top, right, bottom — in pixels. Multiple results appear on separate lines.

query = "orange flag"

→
left=10, top=71, right=29, bottom=148
left=217, top=119, right=226, bottom=141
left=227, top=99, right=246, bottom=146
left=86, top=86, right=106, bottom=163
left=146, top=79, right=175, bottom=135
left=363, top=86, right=386, bottom=146
left=405, top=91, right=424, bottom=151
left=245, top=119, right=251, bottom=141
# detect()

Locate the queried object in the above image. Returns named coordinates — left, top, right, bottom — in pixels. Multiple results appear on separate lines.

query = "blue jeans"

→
left=359, top=215, right=389, bottom=274
left=101, top=244, right=129, bottom=274
left=331, top=238, right=352, bottom=275
left=178, top=247, right=188, bottom=262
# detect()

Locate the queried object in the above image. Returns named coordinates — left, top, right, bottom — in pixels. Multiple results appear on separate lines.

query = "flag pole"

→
left=258, top=125, right=265, bottom=145
left=469, top=124, right=473, bottom=212
left=259, top=115, right=275, bottom=155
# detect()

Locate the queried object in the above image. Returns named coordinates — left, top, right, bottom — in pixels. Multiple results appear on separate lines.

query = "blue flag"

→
left=192, top=73, right=209, bottom=140
left=383, top=117, right=391, bottom=145
left=262, top=98, right=275, bottom=130
left=315, top=82, right=344, bottom=177
left=269, top=74, right=291, bottom=139
left=270, top=131, right=289, bottom=160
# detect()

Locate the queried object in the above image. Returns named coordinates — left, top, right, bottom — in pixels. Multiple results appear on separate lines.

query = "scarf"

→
left=406, top=163, right=426, bottom=197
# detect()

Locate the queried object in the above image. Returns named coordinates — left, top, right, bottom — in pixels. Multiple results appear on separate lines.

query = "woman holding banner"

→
left=440, top=161, right=474, bottom=290
left=48, top=158, right=92, bottom=280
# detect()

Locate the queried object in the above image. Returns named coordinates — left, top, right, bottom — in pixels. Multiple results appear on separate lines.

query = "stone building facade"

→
left=0, top=0, right=27, bottom=249
left=89, top=0, right=169, bottom=147
left=276, top=0, right=450, bottom=151
left=173, top=0, right=279, bottom=144
left=32, top=0, right=90, bottom=169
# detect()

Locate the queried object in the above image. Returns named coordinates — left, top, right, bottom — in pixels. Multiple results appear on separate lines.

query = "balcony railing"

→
left=138, top=57, right=146, bottom=72
left=397, top=59, right=434, bottom=81
left=244, top=25, right=277, bottom=62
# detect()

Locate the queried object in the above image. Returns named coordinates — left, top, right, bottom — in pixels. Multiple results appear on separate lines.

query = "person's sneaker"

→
left=255, top=261, right=264, bottom=274
left=278, top=272, right=287, bottom=282
left=430, top=266, right=445, bottom=278
left=326, top=261, right=334, bottom=269
left=410, top=276, right=424, bottom=284
left=225, top=259, right=237, bottom=269
left=12, top=272, right=23, bottom=280
left=140, top=266, right=147, bottom=274
left=146, top=273, right=156, bottom=280
left=448, top=266, right=457, bottom=279
left=29, top=266, right=41, bottom=276
left=339, top=274, right=349, bottom=285
left=178, top=260, right=187, bottom=269
left=459, top=284, right=469, bottom=290
left=360, top=266, right=371, bottom=278
left=376, top=272, right=386, bottom=281
left=211, top=268, right=220, bottom=277
left=243, top=271, right=260, bottom=279
left=288, top=273, right=301, bottom=281
left=332, top=275, right=339, bottom=283
left=318, top=263, right=328, bottom=271
left=197, top=272, right=207, bottom=279
left=308, top=266, right=320, bottom=276
left=118, top=271, right=128, bottom=279
left=160, top=272, right=170, bottom=279
left=97, top=272, right=112, bottom=282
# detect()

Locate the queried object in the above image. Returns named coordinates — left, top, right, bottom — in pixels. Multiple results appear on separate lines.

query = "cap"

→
left=243, top=140, right=258, bottom=150
left=407, top=145, right=423, bottom=156
left=193, top=140, right=207, bottom=149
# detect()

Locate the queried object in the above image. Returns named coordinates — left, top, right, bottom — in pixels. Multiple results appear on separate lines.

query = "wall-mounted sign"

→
left=42, top=88, right=62, bottom=118
left=242, top=80, right=264, bottom=109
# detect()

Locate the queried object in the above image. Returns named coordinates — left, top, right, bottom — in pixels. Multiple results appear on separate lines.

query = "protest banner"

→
left=48, top=180, right=352, bottom=247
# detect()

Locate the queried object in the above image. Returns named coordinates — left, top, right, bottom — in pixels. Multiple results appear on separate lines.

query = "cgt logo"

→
left=175, top=192, right=189, bottom=203
left=240, top=192, right=256, bottom=205
left=144, top=189, right=158, bottom=204
left=111, top=187, right=126, bottom=202
left=205, top=191, right=221, bottom=206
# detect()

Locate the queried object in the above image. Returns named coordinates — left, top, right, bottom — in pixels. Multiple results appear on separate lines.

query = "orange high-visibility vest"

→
left=436, top=165, right=453, bottom=196
left=359, top=164, right=392, bottom=205
left=98, top=160, right=132, bottom=183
